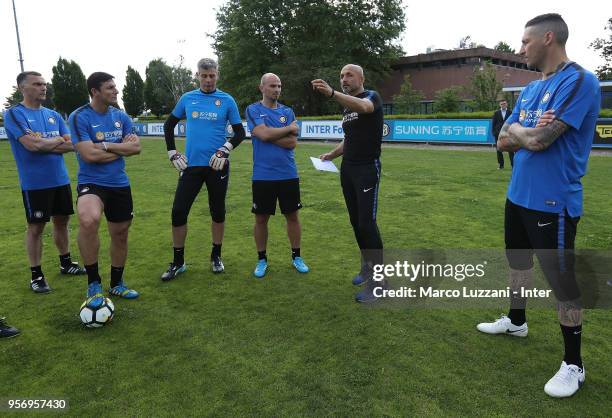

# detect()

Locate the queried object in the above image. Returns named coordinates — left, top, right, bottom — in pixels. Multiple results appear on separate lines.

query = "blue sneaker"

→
left=253, top=259, right=268, bottom=278
left=292, top=257, right=309, bottom=273
left=109, top=282, right=139, bottom=299
left=352, top=274, right=365, bottom=286
left=86, top=281, right=104, bottom=309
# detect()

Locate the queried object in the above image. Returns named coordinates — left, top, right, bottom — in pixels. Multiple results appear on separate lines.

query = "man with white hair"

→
left=161, top=58, right=245, bottom=280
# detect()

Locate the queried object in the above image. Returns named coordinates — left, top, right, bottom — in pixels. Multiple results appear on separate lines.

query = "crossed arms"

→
left=252, top=120, right=299, bottom=150
left=74, top=134, right=141, bottom=163
left=497, top=110, right=569, bottom=152
left=18, top=132, right=74, bottom=154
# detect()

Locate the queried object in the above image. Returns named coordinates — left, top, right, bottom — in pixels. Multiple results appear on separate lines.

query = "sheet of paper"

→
left=310, top=156, right=339, bottom=173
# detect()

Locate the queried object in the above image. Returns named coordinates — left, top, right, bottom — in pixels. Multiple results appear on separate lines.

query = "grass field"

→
left=0, top=138, right=610, bottom=417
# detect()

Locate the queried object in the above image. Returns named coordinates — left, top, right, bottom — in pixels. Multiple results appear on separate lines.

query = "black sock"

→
left=258, top=250, right=267, bottom=261
left=59, top=253, right=72, bottom=267
left=31, top=265, right=43, bottom=281
left=85, top=262, right=101, bottom=285
left=211, top=243, right=222, bottom=259
left=561, top=324, right=583, bottom=368
left=508, top=309, right=526, bottom=326
left=291, top=248, right=300, bottom=259
left=110, top=266, right=124, bottom=288
left=173, top=247, right=185, bottom=266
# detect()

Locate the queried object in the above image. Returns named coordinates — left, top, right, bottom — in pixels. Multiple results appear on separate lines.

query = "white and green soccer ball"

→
left=79, top=298, right=114, bottom=328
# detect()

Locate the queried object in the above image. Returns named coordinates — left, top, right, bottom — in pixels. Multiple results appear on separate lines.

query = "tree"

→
left=4, top=86, right=22, bottom=109
left=392, top=74, right=423, bottom=114
left=123, top=66, right=145, bottom=117
left=494, top=41, right=515, bottom=54
left=434, top=86, right=463, bottom=113
left=458, top=35, right=476, bottom=49
left=143, top=58, right=195, bottom=116
left=590, top=17, right=612, bottom=79
left=52, top=57, right=88, bottom=116
left=468, top=62, right=502, bottom=111
left=144, top=59, right=174, bottom=116
left=212, top=0, right=406, bottom=115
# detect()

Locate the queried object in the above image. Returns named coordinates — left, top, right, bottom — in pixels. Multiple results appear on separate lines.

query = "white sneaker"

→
left=544, top=361, right=585, bottom=398
left=476, top=314, right=528, bottom=337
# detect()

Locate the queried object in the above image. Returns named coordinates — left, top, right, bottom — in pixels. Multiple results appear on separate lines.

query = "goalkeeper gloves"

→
left=168, top=150, right=188, bottom=172
left=209, top=142, right=233, bottom=171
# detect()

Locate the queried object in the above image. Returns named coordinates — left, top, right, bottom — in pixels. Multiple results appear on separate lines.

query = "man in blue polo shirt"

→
left=161, top=58, right=245, bottom=280
left=4, top=71, right=85, bottom=295
left=68, top=72, right=142, bottom=309
left=245, top=73, right=309, bottom=278
left=476, top=14, right=601, bottom=398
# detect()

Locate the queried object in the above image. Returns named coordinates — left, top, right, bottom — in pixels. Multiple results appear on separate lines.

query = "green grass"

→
left=0, top=139, right=610, bottom=417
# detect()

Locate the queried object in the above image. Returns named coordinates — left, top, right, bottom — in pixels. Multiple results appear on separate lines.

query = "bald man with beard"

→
left=245, top=73, right=309, bottom=278
left=312, top=64, right=386, bottom=303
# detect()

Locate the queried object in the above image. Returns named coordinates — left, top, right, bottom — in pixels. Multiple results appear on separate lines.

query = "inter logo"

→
left=215, top=99, right=222, bottom=107
left=541, top=91, right=551, bottom=104
left=96, top=131, right=104, bottom=140
left=114, top=121, right=122, bottom=129
left=382, top=123, right=390, bottom=137
left=279, top=116, right=287, bottom=123
left=191, top=111, right=199, bottom=119
left=519, top=109, right=526, bottom=122
left=48, top=117, right=56, bottom=124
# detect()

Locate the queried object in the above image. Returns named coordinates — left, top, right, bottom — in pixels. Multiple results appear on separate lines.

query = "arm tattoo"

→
left=529, top=119, right=569, bottom=151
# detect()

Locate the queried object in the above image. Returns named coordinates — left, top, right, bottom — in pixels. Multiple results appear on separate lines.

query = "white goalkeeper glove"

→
left=168, top=150, right=188, bottom=172
left=209, top=142, right=233, bottom=171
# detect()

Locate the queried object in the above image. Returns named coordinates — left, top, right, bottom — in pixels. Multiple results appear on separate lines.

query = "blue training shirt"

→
left=68, top=105, right=133, bottom=187
left=506, top=62, right=600, bottom=217
left=246, top=102, right=298, bottom=181
left=172, top=89, right=241, bottom=167
left=4, top=104, right=70, bottom=190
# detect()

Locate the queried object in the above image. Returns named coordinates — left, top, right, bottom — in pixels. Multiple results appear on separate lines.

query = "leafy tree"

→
left=494, top=41, right=515, bottom=54
left=144, top=59, right=174, bottom=116
left=590, top=18, right=612, bottom=79
left=144, top=58, right=195, bottom=116
left=468, top=62, right=502, bottom=111
left=51, top=57, right=88, bottom=116
left=4, top=86, right=22, bottom=109
left=122, top=66, right=145, bottom=117
left=392, top=74, right=423, bottom=114
left=212, top=0, right=406, bottom=115
left=434, top=86, right=463, bottom=113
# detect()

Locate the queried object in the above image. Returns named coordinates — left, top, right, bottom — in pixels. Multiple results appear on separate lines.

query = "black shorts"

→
left=22, top=184, right=74, bottom=223
left=172, top=165, right=230, bottom=225
left=505, top=199, right=580, bottom=301
left=77, top=183, right=134, bottom=223
left=252, top=179, right=302, bottom=215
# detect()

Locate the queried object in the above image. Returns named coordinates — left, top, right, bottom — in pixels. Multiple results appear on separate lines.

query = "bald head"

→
left=340, top=64, right=365, bottom=95
left=259, top=73, right=282, bottom=104
left=341, top=64, right=364, bottom=79
left=260, top=72, right=280, bottom=86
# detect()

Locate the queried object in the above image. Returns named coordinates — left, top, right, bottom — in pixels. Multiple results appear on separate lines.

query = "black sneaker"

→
left=60, top=262, right=86, bottom=275
left=211, top=256, right=224, bottom=273
left=0, top=318, right=20, bottom=339
left=161, top=263, right=187, bottom=281
left=30, top=276, right=51, bottom=294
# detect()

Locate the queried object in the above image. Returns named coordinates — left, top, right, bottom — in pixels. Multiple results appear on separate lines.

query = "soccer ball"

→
left=79, top=298, right=115, bottom=328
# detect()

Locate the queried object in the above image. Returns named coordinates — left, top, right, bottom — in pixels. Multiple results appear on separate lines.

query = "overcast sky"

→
left=1, top=0, right=608, bottom=106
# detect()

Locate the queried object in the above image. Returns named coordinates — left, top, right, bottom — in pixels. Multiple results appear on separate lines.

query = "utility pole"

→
left=12, top=0, right=25, bottom=72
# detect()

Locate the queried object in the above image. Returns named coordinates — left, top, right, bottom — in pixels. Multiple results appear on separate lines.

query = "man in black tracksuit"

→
left=312, top=64, right=385, bottom=303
